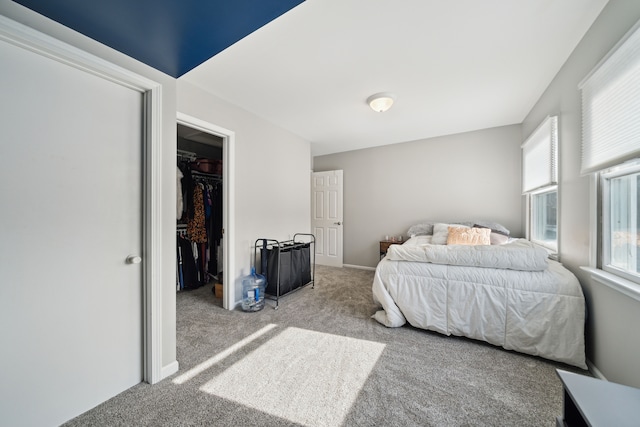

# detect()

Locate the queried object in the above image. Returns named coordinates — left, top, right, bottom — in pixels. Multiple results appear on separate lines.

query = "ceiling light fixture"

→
left=367, top=92, right=395, bottom=112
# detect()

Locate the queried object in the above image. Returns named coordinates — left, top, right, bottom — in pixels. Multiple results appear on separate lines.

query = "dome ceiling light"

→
left=367, top=92, right=395, bottom=112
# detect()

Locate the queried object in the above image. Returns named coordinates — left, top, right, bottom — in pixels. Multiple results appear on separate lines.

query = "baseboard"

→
left=161, top=361, right=180, bottom=380
left=586, top=359, right=607, bottom=381
left=342, top=264, right=376, bottom=271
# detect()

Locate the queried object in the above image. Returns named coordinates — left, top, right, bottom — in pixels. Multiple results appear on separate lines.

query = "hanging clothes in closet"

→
left=177, top=227, right=198, bottom=290
left=176, top=159, right=222, bottom=291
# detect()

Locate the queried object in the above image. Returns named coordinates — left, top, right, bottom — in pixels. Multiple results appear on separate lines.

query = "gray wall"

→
left=522, top=0, right=640, bottom=388
left=313, top=124, right=522, bottom=268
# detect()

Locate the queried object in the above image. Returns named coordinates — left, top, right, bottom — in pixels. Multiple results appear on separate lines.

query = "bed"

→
left=372, top=223, right=587, bottom=369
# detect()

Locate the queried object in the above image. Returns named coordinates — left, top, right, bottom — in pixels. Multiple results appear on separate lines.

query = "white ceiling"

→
left=181, top=0, right=609, bottom=157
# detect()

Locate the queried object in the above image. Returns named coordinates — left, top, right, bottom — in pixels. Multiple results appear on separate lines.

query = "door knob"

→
left=126, top=255, right=142, bottom=264
left=334, top=221, right=342, bottom=225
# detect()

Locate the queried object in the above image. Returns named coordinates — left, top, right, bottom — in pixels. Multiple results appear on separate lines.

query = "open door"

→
left=311, top=170, right=343, bottom=267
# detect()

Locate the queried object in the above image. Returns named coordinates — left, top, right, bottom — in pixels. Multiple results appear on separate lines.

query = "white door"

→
left=311, top=170, right=343, bottom=267
left=0, top=36, right=143, bottom=426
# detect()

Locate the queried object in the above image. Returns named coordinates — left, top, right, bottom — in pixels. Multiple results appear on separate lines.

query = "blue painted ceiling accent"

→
left=12, top=0, right=304, bottom=77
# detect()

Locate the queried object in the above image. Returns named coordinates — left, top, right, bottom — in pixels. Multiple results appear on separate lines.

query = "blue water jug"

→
left=241, top=267, right=266, bottom=311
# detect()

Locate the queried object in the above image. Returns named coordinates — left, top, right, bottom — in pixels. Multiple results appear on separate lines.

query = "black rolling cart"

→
left=254, top=233, right=315, bottom=309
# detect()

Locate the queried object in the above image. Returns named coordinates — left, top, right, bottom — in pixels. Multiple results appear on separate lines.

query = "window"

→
left=531, top=187, right=558, bottom=249
left=580, top=20, right=640, bottom=285
left=522, top=116, right=558, bottom=252
left=601, top=162, right=640, bottom=282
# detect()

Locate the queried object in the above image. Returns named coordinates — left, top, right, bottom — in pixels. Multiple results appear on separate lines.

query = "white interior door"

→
left=0, top=36, right=143, bottom=426
left=311, top=170, right=343, bottom=267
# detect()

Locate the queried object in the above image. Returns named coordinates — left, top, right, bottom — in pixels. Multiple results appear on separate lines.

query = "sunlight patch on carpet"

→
left=200, top=327, right=386, bottom=426
left=173, top=324, right=277, bottom=385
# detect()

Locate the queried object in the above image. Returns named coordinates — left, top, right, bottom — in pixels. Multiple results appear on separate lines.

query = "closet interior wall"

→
left=176, top=125, right=223, bottom=292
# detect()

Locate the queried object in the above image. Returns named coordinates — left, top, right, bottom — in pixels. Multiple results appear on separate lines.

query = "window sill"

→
left=580, top=267, right=640, bottom=303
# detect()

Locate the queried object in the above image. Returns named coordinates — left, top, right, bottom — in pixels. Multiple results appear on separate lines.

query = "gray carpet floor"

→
left=64, top=265, right=587, bottom=426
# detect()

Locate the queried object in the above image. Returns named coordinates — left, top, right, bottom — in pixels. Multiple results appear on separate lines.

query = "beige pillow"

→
left=447, top=226, right=491, bottom=245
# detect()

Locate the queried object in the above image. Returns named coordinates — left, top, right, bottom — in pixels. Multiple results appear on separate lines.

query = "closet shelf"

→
left=177, top=149, right=197, bottom=162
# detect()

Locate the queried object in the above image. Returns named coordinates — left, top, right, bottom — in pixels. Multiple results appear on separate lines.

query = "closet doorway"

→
left=177, top=113, right=235, bottom=309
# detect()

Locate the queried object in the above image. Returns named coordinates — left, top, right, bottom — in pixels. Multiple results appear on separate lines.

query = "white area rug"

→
left=200, top=327, right=386, bottom=426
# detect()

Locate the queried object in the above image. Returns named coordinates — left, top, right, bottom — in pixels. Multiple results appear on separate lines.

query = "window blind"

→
left=580, top=20, right=640, bottom=174
left=522, top=116, right=558, bottom=193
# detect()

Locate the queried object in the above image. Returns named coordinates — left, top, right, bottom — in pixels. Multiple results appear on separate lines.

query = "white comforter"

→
left=386, top=236, right=549, bottom=271
left=372, top=237, right=586, bottom=368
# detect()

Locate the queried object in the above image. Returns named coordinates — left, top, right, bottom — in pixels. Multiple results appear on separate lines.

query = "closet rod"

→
left=191, top=171, right=222, bottom=182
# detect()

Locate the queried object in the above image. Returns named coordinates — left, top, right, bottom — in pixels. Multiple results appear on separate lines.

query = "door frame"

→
left=0, top=16, right=164, bottom=384
left=177, top=113, right=236, bottom=310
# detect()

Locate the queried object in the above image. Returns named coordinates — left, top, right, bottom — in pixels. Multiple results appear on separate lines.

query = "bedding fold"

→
left=386, top=238, right=549, bottom=271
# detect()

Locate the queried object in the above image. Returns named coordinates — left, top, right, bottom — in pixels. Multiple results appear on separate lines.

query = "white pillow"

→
left=406, top=222, right=434, bottom=237
left=431, top=223, right=470, bottom=244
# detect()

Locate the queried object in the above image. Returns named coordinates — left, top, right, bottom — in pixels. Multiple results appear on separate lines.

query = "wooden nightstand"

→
left=380, top=240, right=399, bottom=259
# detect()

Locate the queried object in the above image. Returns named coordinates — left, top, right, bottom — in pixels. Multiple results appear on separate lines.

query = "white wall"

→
left=0, top=0, right=179, bottom=385
left=177, top=80, right=311, bottom=305
left=313, top=125, right=522, bottom=268
left=522, top=0, right=640, bottom=388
